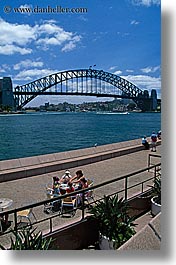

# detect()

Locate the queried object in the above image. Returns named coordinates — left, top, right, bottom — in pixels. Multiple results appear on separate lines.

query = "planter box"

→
left=99, top=234, right=116, bottom=250
left=127, top=193, right=152, bottom=218
left=151, top=196, right=161, bottom=216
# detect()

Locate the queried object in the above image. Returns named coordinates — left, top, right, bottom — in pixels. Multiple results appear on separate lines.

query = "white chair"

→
left=17, top=208, right=37, bottom=225
left=44, top=189, right=54, bottom=214
left=44, top=188, right=61, bottom=214
left=61, top=196, right=77, bottom=217
left=84, top=179, right=94, bottom=204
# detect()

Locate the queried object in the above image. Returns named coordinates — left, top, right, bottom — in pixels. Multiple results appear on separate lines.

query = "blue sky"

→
left=0, top=0, right=161, bottom=106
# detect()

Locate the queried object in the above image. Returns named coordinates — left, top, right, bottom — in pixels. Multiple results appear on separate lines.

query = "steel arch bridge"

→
left=14, top=69, right=151, bottom=111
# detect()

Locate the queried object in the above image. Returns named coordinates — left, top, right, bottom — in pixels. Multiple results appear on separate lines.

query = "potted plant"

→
left=88, top=194, right=136, bottom=250
left=0, top=227, right=53, bottom=250
left=151, top=175, right=161, bottom=216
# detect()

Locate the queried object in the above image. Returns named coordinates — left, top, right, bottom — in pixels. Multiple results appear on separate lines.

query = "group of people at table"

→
left=46, top=169, right=89, bottom=198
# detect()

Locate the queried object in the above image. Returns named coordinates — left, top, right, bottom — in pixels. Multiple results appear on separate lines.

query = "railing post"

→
left=49, top=218, right=52, bottom=233
left=14, top=211, right=18, bottom=232
left=154, top=165, right=157, bottom=180
left=148, top=154, right=150, bottom=172
left=124, top=177, right=128, bottom=201
left=141, top=182, right=144, bottom=193
left=81, top=191, right=85, bottom=220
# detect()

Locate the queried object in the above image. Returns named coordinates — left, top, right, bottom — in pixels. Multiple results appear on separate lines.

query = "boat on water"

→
left=0, top=110, right=26, bottom=115
left=96, top=111, right=129, bottom=115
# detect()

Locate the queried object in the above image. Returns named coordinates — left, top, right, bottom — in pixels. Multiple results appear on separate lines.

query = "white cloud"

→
left=113, top=70, right=122, bottom=75
left=0, top=18, right=36, bottom=55
left=62, top=36, right=82, bottom=52
left=14, top=68, right=59, bottom=81
left=0, top=18, right=36, bottom=46
left=13, top=59, right=44, bottom=70
left=78, top=16, right=88, bottom=22
left=0, top=18, right=82, bottom=55
left=126, top=69, right=134, bottom=73
left=35, top=22, right=81, bottom=51
left=130, top=20, right=140, bottom=25
left=0, top=68, right=5, bottom=73
left=121, top=74, right=161, bottom=96
left=140, top=66, right=160, bottom=73
left=0, top=64, right=10, bottom=73
left=131, top=0, right=161, bottom=7
left=0, top=44, right=32, bottom=55
left=62, top=42, right=76, bottom=52
left=109, top=66, right=118, bottom=71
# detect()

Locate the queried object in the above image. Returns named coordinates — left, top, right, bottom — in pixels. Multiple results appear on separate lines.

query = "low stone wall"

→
left=0, top=139, right=161, bottom=183
left=44, top=218, right=99, bottom=250
left=118, top=213, right=161, bottom=250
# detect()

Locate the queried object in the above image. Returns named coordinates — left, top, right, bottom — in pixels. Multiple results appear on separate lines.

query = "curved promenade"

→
left=0, top=138, right=161, bottom=249
left=0, top=138, right=161, bottom=210
left=0, top=138, right=160, bottom=183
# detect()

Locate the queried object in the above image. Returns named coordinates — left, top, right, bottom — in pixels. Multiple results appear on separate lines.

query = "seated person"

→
left=66, top=182, right=75, bottom=194
left=75, top=175, right=89, bottom=206
left=60, top=170, right=72, bottom=184
left=53, top=175, right=60, bottom=185
left=46, top=176, right=60, bottom=196
left=141, top=136, right=150, bottom=150
left=80, top=178, right=88, bottom=189
left=157, top=130, right=161, bottom=139
left=70, top=170, right=87, bottom=190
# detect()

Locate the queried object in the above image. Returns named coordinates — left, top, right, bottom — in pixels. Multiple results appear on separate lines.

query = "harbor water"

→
left=0, top=112, right=161, bottom=161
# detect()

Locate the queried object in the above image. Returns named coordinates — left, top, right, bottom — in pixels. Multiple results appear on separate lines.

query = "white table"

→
left=0, top=198, right=13, bottom=232
left=0, top=198, right=13, bottom=211
left=59, top=184, right=68, bottom=190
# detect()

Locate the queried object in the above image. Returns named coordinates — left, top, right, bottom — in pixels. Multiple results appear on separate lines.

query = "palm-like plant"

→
left=88, top=194, right=136, bottom=248
left=0, top=227, right=53, bottom=250
left=152, top=176, right=161, bottom=205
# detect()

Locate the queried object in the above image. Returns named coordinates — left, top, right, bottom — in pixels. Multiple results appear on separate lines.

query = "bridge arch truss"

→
left=14, top=69, right=149, bottom=110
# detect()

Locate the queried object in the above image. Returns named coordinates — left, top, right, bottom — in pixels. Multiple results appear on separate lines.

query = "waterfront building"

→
left=150, top=89, right=158, bottom=111
left=0, top=77, right=14, bottom=110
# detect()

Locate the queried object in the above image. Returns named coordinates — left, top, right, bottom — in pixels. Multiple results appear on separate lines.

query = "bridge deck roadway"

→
left=0, top=140, right=161, bottom=247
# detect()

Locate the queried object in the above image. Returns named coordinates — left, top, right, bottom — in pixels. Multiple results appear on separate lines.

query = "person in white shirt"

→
left=142, top=136, right=149, bottom=150
left=60, top=170, right=72, bottom=184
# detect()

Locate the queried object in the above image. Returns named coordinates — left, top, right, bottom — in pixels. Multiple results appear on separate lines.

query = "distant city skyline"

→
left=0, top=0, right=161, bottom=106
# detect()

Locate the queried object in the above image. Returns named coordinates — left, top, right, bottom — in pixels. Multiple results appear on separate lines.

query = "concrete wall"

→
left=118, top=213, right=161, bottom=250
left=44, top=218, right=99, bottom=250
left=0, top=139, right=161, bottom=183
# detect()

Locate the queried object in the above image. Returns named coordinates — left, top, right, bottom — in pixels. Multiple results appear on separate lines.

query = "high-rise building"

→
left=150, top=89, right=157, bottom=111
left=0, top=77, right=14, bottom=110
left=144, top=90, right=149, bottom=98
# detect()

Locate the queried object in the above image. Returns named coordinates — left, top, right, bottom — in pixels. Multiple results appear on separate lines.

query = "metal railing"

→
left=148, top=154, right=161, bottom=173
left=148, top=153, right=161, bottom=167
left=0, top=162, right=161, bottom=238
